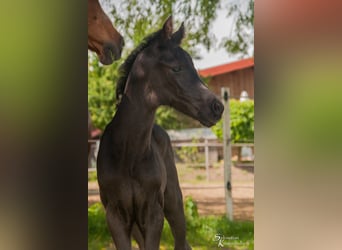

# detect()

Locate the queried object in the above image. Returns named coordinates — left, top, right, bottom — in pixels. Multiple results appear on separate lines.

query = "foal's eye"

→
left=171, top=66, right=182, bottom=73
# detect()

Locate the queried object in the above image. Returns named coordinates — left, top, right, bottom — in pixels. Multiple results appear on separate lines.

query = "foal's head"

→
left=118, top=16, right=223, bottom=127
left=88, top=0, right=124, bottom=65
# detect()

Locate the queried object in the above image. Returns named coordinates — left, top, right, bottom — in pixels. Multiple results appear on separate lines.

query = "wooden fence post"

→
left=222, top=87, right=233, bottom=220
left=205, top=138, right=209, bottom=181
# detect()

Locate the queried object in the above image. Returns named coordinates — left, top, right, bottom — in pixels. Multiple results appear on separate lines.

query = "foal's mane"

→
left=115, top=30, right=162, bottom=107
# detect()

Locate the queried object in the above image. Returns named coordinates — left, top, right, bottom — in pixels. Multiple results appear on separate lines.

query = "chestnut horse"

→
left=88, top=0, right=124, bottom=65
left=88, top=0, right=124, bottom=164
left=97, top=17, right=224, bottom=249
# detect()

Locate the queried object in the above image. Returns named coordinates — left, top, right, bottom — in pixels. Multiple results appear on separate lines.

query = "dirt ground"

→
left=88, top=163, right=254, bottom=221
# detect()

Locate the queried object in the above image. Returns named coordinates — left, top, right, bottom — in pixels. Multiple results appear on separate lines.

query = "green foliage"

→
left=183, top=197, right=254, bottom=249
left=106, top=0, right=220, bottom=56
left=88, top=171, right=97, bottom=182
left=211, top=120, right=223, bottom=143
left=88, top=55, right=122, bottom=130
left=88, top=203, right=111, bottom=249
left=212, top=100, right=254, bottom=143
left=88, top=201, right=254, bottom=250
left=176, top=139, right=204, bottom=165
left=155, top=107, right=201, bottom=129
left=184, top=196, right=200, bottom=227
left=222, top=0, right=254, bottom=57
left=155, top=106, right=183, bottom=129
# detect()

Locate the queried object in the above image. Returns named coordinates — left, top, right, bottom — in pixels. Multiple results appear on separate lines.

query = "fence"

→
left=171, top=140, right=254, bottom=181
left=88, top=139, right=99, bottom=171
left=88, top=139, right=254, bottom=173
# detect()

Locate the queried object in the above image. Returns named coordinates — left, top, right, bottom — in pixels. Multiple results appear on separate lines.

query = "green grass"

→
left=176, top=164, right=216, bottom=185
left=88, top=171, right=97, bottom=182
left=195, top=174, right=206, bottom=181
left=88, top=198, right=254, bottom=250
left=88, top=203, right=112, bottom=249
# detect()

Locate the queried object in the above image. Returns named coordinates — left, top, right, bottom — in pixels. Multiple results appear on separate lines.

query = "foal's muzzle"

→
left=211, top=99, right=224, bottom=120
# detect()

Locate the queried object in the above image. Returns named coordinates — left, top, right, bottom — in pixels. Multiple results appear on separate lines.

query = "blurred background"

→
left=1, top=0, right=341, bottom=249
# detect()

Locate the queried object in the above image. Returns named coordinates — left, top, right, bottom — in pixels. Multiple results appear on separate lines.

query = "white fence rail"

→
left=88, top=140, right=254, bottom=172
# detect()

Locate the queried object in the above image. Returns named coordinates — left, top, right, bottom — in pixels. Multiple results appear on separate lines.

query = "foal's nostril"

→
left=211, top=100, right=224, bottom=117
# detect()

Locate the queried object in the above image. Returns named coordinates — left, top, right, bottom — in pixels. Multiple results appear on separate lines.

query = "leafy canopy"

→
left=222, top=0, right=254, bottom=57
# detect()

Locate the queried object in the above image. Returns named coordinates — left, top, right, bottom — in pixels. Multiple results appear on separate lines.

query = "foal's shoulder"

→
left=152, top=124, right=170, bottom=139
left=152, top=124, right=171, bottom=151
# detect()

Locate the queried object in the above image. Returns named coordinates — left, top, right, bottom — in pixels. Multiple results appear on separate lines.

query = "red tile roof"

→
left=198, top=58, right=254, bottom=77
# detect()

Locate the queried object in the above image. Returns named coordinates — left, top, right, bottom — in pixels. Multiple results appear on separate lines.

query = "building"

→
left=198, top=58, right=254, bottom=99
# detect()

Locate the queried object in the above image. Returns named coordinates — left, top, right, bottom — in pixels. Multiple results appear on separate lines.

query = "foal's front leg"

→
left=164, top=155, right=192, bottom=250
left=164, top=180, right=192, bottom=250
left=152, top=125, right=192, bottom=250
left=132, top=223, right=145, bottom=250
left=105, top=203, right=132, bottom=250
left=142, top=198, right=165, bottom=250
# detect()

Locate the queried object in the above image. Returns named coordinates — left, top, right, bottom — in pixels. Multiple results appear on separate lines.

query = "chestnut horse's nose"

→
left=119, top=35, right=125, bottom=54
left=211, top=99, right=224, bottom=119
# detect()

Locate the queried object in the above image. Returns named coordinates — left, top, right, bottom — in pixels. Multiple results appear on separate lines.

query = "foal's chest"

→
left=130, top=141, right=167, bottom=191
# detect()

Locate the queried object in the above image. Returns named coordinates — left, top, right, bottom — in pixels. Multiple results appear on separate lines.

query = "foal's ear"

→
left=172, top=22, right=185, bottom=45
left=162, top=16, right=173, bottom=40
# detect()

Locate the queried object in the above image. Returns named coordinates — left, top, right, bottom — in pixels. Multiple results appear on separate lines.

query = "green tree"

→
left=105, top=0, right=220, bottom=55
left=222, top=0, right=254, bottom=57
left=88, top=55, right=122, bottom=130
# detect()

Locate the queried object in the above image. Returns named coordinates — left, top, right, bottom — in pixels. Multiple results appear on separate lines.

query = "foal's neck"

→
left=115, top=91, right=157, bottom=156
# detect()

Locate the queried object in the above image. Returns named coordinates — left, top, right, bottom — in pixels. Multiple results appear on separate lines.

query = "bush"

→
left=88, top=56, right=122, bottom=131
left=88, top=203, right=111, bottom=249
left=184, top=196, right=200, bottom=228
left=212, top=99, right=254, bottom=143
left=175, top=139, right=204, bottom=166
left=183, top=197, right=254, bottom=249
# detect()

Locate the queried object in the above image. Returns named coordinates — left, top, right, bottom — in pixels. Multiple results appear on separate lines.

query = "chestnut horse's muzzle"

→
left=102, top=36, right=124, bottom=64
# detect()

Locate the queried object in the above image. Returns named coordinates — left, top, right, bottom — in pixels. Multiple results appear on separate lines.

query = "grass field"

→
left=88, top=197, right=254, bottom=250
